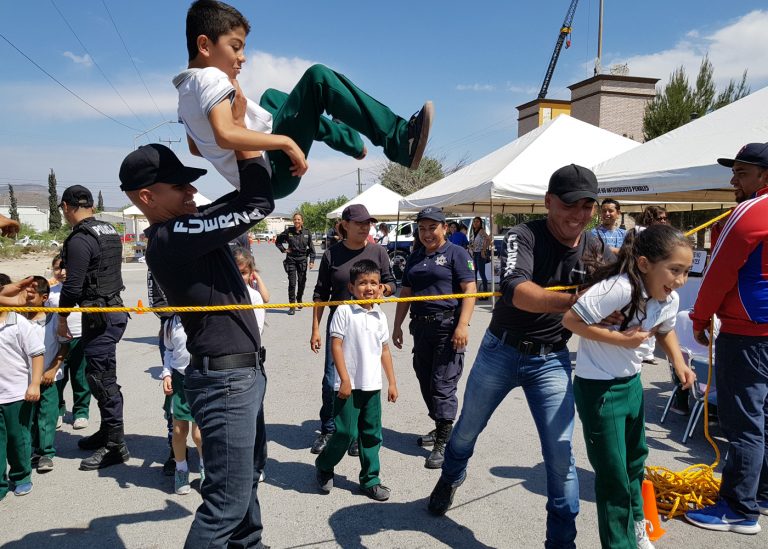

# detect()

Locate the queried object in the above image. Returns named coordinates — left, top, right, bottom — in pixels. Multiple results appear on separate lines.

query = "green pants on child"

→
left=32, top=382, right=60, bottom=458
left=316, top=389, right=383, bottom=489
left=56, top=337, right=91, bottom=420
left=0, top=400, right=34, bottom=500
left=574, top=374, right=648, bottom=549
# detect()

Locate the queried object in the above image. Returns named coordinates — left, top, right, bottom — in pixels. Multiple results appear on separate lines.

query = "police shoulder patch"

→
left=468, top=260, right=474, bottom=270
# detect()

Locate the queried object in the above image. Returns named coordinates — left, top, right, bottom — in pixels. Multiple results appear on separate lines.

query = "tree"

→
left=643, top=55, right=749, bottom=141
left=48, top=169, right=62, bottom=231
left=298, top=196, right=348, bottom=232
left=8, top=184, right=19, bottom=222
left=97, top=190, right=104, bottom=212
left=377, top=154, right=468, bottom=197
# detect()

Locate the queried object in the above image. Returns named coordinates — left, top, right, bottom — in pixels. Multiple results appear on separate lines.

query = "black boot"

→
left=417, top=423, right=438, bottom=447
left=425, top=421, right=453, bottom=469
left=77, top=427, right=108, bottom=451
left=80, top=428, right=130, bottom=471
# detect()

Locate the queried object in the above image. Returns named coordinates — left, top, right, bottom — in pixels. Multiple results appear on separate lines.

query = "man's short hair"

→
left=349, top=259, right=380, bottom=284
left=0, top=273, right=11, bottom=286
left=186, top=0, right=251, bottom=62
left=601, top=198, right=620, bottom=210
left=30, top=275, right=50, bottom=296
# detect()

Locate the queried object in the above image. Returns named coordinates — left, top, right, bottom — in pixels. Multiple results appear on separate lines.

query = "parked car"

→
left=15, top=235, right=60, bottom=248
left=251, top=232, right=275, bottom=243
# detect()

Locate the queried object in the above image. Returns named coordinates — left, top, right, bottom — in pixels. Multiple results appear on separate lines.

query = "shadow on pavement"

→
left=489, top=462, right=596, bottom=503
left=2, top=499, right=191, bottom=549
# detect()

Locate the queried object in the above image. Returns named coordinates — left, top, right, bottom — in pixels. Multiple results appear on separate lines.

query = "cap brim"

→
left=717, top=158, right=736, bottom=168
left=557, top=190, right=598, bottom=204
left=416, top=215, right=446, bottom=222
left=344, top=216, right=378, bottom=223
left=163, top=166, right=208, bottom=185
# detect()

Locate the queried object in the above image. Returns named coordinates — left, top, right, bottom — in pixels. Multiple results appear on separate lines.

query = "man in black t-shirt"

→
left=428, top=165, right=604, bottom=549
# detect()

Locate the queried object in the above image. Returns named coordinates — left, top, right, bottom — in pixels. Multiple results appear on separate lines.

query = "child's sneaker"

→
left=13, top=482, right=32, bottom=496
left=73, top=417, right=89, bottom=430
left=758, top=499, right=768, bottom=516
left=316, top=467, right=334, bottom=493
left=200, top=466, right=205, bottom=485
left=175, top=469, right=191, bottom=495
left=56, top=415, right=63, bottom=429
left=361, top=483, right=390, bottom=502
left=406, top=102, right=434, bottom=170
left=685, top=499, right=761, bottom=534
left=37, top=456, right=54, bottom=473
left=634, top=520, right=655, bottom=549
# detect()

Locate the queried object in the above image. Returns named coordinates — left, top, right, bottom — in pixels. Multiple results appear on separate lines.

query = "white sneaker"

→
left=635, top=520, right=655, bottom=549
left=73, top=417, right=89, bottom=430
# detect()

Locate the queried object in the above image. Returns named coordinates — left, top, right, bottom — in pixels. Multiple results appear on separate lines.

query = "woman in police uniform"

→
left=275, top=212, right=316, bottom=314
left=392, top=207, right=477, bottom=469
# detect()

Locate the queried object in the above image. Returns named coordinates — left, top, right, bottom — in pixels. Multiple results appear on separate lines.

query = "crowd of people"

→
left=1, top=1, right=767, bottom=547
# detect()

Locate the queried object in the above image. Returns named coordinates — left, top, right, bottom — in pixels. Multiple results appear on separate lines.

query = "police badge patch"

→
left=435, top=255, right=448, bottom=266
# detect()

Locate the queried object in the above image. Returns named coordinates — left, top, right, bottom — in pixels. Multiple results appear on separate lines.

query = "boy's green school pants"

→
left=0, top=400, right=34, bottom=500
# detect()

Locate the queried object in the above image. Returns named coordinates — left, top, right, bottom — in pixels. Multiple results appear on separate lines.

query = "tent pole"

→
left=490, top=192, right=495, bottom=307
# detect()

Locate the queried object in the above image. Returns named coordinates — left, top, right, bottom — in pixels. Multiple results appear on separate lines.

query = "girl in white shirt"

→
left=562, top=225, right=696, bottom=549
left=233, top=247, right=268, bottom=334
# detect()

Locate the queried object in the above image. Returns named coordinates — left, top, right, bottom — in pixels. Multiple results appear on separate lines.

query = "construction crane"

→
left=538, top=0, right=579, bottom=99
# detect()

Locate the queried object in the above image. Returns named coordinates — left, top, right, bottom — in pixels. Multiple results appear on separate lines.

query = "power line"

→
left=0, top=32, right=141, bottom=132
left=50, top=0, right=147, bottom=129
left=100, top=0, right=177, bottom=135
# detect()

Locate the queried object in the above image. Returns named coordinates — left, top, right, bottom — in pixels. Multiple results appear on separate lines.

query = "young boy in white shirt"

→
left=315, top=259, right=398, bottom=501
left=174, top=0, right=433, bottom=200
left=0, top=280, right=45, bottom=499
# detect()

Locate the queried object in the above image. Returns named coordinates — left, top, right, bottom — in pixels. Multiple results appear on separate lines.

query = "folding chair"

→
left=683, top=357, right=717, bottom=443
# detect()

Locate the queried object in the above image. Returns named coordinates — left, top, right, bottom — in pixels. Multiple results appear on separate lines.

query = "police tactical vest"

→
left=62, top=217, right=124, bottom=306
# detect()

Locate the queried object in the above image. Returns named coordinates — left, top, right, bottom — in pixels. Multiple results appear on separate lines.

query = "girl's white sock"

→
left=175, top=459, right=188, bottom=472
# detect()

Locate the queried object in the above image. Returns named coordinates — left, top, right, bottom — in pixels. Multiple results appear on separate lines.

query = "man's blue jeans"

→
left=184, top=362, right=268, bottom=549
left=442, top=330, right=579, bottom=549
left=320, top=316, right=337, bottom=434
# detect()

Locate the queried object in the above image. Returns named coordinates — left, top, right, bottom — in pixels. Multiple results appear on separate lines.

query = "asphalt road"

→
left=0, top=244, right=764, bottom=548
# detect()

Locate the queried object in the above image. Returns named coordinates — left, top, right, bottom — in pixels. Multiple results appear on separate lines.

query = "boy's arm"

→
left=187, top=134, right=202, bottom=157
left=381, top=343, right=398, bottom=403
left=42, top=342, right=69, bottom=386
left=26, top=354, right=44, bottom=401
left=331, top=337, right=352, bottom=399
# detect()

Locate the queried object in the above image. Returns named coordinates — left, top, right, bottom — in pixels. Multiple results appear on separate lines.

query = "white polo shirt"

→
left=572, top=274, right=679, bottom=380
left=46, top=284, right=82, bottom=338
left=173, top=67, right=273, bottom=189
left=0, top=312, right=46, bottom=404
left=329, top=304, right=389, bottom=391
left=162, top=315, right=191, bottom=378
left=247, top=286, right=265, bottom=335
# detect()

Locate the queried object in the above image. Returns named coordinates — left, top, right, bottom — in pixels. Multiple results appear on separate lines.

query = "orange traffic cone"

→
left=137, top=299, right=145, bottom=315
left=642, top=479, right=666, bottom=541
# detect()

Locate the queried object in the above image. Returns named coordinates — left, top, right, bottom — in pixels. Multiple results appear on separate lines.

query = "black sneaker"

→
left=310, top=432, right=333, bottom=454
left=31, top=452, right=41, bottom=468
left=79, top=443, right=130, bottom=471
left=428, top=475, right=465, bottom=516
left=288, top=308, right=296, bottom=316
left=361, top=483, right=391, bottom=501
left=316, top=467, right=334, bottom=493
left=406, top=102, right=434, bottom=170
left=37, top=456, right=54, bottom=473
left=347, top=439, right=360, bottom=457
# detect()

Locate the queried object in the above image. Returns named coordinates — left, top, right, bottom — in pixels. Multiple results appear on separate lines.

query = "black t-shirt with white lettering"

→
left=490, top=219, right=605, bottom=344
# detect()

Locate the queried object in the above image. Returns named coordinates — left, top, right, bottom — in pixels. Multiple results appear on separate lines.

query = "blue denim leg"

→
left=320, top=316, right=337, bottom=434
left=183, top=364, right=267, bottom=549
left=520, top=350, right=579, bottom=549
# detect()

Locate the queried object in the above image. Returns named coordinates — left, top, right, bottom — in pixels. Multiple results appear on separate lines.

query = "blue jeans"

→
left=320, top=315, right=337, bottom=434
left=184, top=362, right=268, bottom=549
left=715, top=332, right=768, bottom=519
left=442, top=329, right=579, bottom=549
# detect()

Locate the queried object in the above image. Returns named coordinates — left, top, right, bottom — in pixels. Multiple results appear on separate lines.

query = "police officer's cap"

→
left=119, top=144, right=207, bottom=191
left=416, top=206, right=446, bottom=223
left=60, top=185, right=94, bottom=208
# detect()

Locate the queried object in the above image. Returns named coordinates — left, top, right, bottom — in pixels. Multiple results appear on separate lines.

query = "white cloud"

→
left=505, top=83, right=539, bottom=95
left=456, top=83, right=496, bottom=92
left=610, top=10, right=768, bottom=87
left=62, top=51, right=93, bottom=67
left=237, top=50, right=316, bottom=99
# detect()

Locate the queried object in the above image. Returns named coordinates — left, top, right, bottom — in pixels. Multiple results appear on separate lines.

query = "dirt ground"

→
left=0, top=251, right=59, bottom=281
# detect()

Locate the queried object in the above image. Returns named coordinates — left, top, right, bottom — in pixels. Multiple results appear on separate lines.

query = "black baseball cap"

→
left=717, top=143, right=768, bottom=169
left=119, top=144, right=207, bottom=192
left=547, top=164, right=599, bottom=204
left=342, top=204, right=376, bottom=223
left=60, top=185, right=94, bottom=208
left=416, top=206, right=446, bottom=223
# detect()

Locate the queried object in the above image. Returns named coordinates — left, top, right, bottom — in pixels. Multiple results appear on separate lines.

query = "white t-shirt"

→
left=162, top=315, right=190, bottom=378
left=329, top=304, right=389, bottom=391
left=173, top=67, right=273, bottom=189
left=572, top=274, right=679, bottom=380
left=247, top=286, right=265, bottom=335
left=41, top=314, right=65, bottom=382
left=0, top=312, right=46, bottom=404
left=46, top=285, right=82, bottom=338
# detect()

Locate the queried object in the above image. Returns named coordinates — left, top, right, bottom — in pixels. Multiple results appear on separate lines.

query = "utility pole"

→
left=595, top=0, right=604, bottom=75
left=357, top=168, right=362, bottom=195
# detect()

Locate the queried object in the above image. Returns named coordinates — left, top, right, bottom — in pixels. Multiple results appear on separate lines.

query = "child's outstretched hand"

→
left=388, top=384, right=398, bottom=403
left=674, top=363, right=697, bottom=390
left=617, top=325, right=651, bottom=348
left=337, top=379, right=352, bottom=400
left=162, top=376, right=173, bottom=396
left=25, top=383, right=40, bottom=402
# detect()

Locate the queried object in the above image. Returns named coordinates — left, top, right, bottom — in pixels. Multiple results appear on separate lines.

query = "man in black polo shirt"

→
left=119, top=144, right=274, bottom=548
left=428, top=165, right=606, bottom=549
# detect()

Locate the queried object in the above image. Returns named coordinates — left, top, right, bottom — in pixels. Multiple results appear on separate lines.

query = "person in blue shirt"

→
left=448, top=222, right=469, bottom=248
left=591, top=199, right=626, bottom=255
left=392, top=207, right=477, bottom=469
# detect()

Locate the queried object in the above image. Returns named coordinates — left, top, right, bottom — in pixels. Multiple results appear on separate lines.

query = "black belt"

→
left=488, top=325, right=567, bottom=356
left=411, top=310, right=456, bottom=323
left=190, top=352, right=262, bottom=371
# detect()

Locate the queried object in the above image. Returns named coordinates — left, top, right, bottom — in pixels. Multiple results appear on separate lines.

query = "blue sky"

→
left=1, top=1, right=767, bottom=212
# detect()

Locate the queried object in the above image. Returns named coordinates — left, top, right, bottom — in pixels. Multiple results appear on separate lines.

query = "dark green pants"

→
left=0, top=400, right=34, bottom=500
left=574, top=375, right=648, bottom=549
left=260, top=64, right=412, bottom=199
left=56, top=337, right=91, bottom=420
left=32, top=382, right=60, bottom=457
left=316, top=389, right=383, bottom=489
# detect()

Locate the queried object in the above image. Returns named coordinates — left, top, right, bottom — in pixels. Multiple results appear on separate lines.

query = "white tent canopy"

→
left=327, top=183, right=411, bottom=219
left=399, top=115, right=640, bottom=213
left=593, top=86, right=768, bottom=204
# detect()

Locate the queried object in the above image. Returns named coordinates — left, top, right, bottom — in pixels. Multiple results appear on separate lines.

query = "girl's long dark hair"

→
left=588, top=224, right=691, bottom=330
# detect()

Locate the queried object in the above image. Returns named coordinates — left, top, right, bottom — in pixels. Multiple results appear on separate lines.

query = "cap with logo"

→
left=547, top=164, right=599, bottom=204
left=60, top=185, right=94, bottom=208
left=416, top=206, right=446, bottom=223
left=717, top=142, right=768, bottom=169
left=119, top=144, right=207, bottom=192
left=342, top=204, right=377, bottom=223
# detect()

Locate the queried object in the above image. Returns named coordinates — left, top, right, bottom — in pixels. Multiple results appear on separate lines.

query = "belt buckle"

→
left=519, top=340, right=533, bottom=355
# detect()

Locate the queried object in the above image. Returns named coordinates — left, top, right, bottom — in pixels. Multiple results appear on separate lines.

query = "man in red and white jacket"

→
left=686, top=143, right=768, bottom=535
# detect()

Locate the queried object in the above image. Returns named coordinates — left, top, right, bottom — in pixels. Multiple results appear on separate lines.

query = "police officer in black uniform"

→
left=56, top=185, right=130, bottom=470
left=392, top=207, right=477, bottom=469
left=276, top=212, right=316, bottom=314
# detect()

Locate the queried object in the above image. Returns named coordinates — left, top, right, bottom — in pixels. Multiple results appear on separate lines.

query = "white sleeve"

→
left=19, top=317, right=45, bottom=357
left=379, top=312, right=390, bottom=343
left=657, top=293, right=680, bottom=334
left=170, top=317, right=190, bottom=371
left=572, top=276, right=632, bottom=325
left=197, top=67, right=235, bottom=117
left=329, top=306, right=348, bottom=339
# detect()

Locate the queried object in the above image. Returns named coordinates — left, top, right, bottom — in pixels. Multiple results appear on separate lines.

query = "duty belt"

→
left=411, top=310, right=457, bottom=323
left=190, top=352, right=262, bottom=371
left=488, top=325, right=567, bottom=356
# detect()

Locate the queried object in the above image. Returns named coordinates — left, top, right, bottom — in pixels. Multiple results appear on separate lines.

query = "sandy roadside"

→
left=0, top=251, right=58, bottom=281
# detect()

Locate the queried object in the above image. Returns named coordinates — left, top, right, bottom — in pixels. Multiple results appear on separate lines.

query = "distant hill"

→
left=0, top=184, right=51, bottom=210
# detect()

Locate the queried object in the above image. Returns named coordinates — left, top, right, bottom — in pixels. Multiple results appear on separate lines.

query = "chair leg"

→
left=660, top=387, right=678, bottom=424
left=683, top=401, right=705, bottom=443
